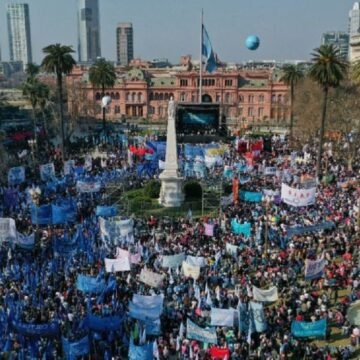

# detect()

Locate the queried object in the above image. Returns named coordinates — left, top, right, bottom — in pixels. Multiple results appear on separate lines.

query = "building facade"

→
left=321, top=32, right=349, bottom=60
left=116, top=23, right=134, bottom=66
left=77, top=0, right=101, bottom=63
left=7, top=3, right=32, bottom=70
left=66, top=63, right=289, bottom=125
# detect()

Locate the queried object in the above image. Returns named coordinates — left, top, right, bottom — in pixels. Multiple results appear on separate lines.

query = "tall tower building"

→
left=77, top=0, right=101, bottom=63
left=349, top=2, right=360, bottom=62
left=7, top=3, right=32, bottom=70
left=321, top=32, right=349, bottom=60
left=116, top=23, right=134, bottom=66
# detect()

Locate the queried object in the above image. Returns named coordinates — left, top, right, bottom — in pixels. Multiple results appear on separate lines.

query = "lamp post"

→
left=29, top=186, right=41, bottom=230
left=262, top=195, right=274, bottom=257
left=28, top=139, right=37, bottom=164
left=101, top=95, right=112, bottom=140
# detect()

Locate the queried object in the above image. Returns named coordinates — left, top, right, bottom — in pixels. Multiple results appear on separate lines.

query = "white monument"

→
left=159, top=98, right=184, bottom=207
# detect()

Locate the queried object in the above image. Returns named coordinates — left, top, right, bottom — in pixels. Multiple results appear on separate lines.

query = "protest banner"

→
left=304, top=255, right=326, bottom=280
left=186, top=318, right=217, bottom=344
left=128, top=339, right=153, bottom=360
left=250, top=301, right=267, bottom=332
left=226, top=242, right=239, bottom=256
left=8, top=166, right=25, bottom=185
left=210, top=308, right=235, bottom=327
left=186, top=256, right=207, bottom=268
left=291, top=319, right=327, bottom=338
left=139, top=268, right=164, bottom=288
left=281, top=183, right=316, bottom=207
left=105, top=257, right=131, bottom=272
left=204, top=223, right=214, bottom=237
left=182, top=261, right=200, bottom=279
left=286, top=221, right=335, bottom=238
left=62, top=335, right=90, bottom=359
left=252, top=286, right=278, bottom=302
left=40, top=163, right=55, bottom=181
left=240, top=191, right=262, bottom=203
left=264, top=167, right=276, bottom=176
left=76, top=180, right=101, bottom=193
left=231, top=220, right=251, bottom=237
left=16, top=232, right=35, bottom=249
left=63, top=160, right=75, bottom=176
left=0, top=218, right=17, bottom=243
left=162, top=253, right=185, bottom=268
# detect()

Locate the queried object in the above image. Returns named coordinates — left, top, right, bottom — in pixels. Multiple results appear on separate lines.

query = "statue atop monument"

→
left=168, top=97, right=175, bottom=119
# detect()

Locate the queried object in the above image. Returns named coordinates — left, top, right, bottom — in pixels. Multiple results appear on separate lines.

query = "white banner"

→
left=117, top=219, right=134, bottom=237
left=263, top=189, right=279, bottom=197
left=186, top=255, right=207, bottom=268
left=182, top=261, right=200, bottom=279
left=0, top=218, right=17, bottom=243
left=139, top=268, right=164, bottom=288
left=264, top=167, right=276, bottom=176
left=281, top=183, right=316, bottom=207
left=64, top=160, right=75, bottom=176
left=305, top=256, right=326, bottom=280
left=132, top=294, right=164, bottom=309
left=210, top=308, right=235, bottom=327
left=252, top=286, right=279, bottom=302
left=76, top=181, right=101, bottom=193
left=226, top=242, right=239, bottom=256
left=162, top=253, right=185, bottom=268
left=104, top=257, right=130, bottom=272
left=40, top=163, right=55, bottom=182
left=116, top=248, right=141, bottom=264
left=8, top=166, right=25, bottom=185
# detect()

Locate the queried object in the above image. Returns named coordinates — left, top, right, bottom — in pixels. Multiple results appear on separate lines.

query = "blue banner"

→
left=238, top=302, right=250, bottom=334
left=128, top=302, right=162, bottom=322
left=286, top=221, right=335, bottom=239
left=240, top=191, right=262, bottom=203
left=143, top=318, right=161, bottom=335
left=76, top=274, right=106, bottom=294
left=186, top=318, right=217, bottom=344
left=231, top=220, right=251, bottom=237
left=96, top=206, right=117, bottom=218
left=62, top=336, right=90, bottom=360
left=291, top=319, right=327, bottom=338
left=31, top=204, right=52, bottom=225
left=250, top=301, right=267, bottom=332
left=85, top=314, right=123, bottom=332
left=128, top=339, right=153, bottom=360
left=184, top=144, right=204, bottom=159
left=8, top=166, right=25, bottom=185
left=12, top=321, right=60, bottom=337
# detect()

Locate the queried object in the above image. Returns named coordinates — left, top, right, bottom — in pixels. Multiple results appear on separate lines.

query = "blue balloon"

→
left=245, top=35, right=260, bottom=51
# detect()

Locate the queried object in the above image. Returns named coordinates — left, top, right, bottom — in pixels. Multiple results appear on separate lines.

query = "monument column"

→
left=158, top=98, right=184, bottom=207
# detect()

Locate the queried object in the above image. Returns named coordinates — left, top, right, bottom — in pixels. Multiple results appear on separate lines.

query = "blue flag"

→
left=62, top=336, right=90, bottom=360
left=291, top=319, right=327, bottom=338
left=202, top=25, right=217, bottom=73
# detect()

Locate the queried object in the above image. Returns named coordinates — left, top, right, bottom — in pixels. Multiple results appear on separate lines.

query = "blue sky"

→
left=0, top=0, right=356, bottom=64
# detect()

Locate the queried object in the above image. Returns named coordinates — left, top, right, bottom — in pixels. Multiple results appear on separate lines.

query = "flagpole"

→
left=199, top=9, right=203, bottom=103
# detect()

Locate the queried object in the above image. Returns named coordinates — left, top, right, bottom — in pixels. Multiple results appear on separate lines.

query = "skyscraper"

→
left=116, top=23, right=134, bottom=66
left=77, top=0, right=101, bottom=63
left=321, top=32, right=349, bottom=60
left=7, top=3, right=32, bottom=70
left=349, top=2, right=360, bottom=37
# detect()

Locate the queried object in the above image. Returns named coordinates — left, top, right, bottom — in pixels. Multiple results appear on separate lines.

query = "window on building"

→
left=271, top=94, right=276, bottom=103
left=180, top=92, right=186, bottom=102
left=149, top=92, right=154, bottom=101
left=248, top=107, right=254, bottom=116
left=216, top=93, right=221, bottom=102
left=258, top=107, right=264, bottom=117
left=115, top=105, right=121, bottom=114
left=111, top=92, right=115, bottom=99
left=248, top=95, right=254, bottom=103
left=225, top=79, right=233, bottom=87
left=259, top=94, right=264, bottom=103
left=159, top=93, right=164, bottom=101
left=154, top=93, right=159, bottom=100
left=239, top=95, right=244, bottom=103
left=164, top=93, right=169, bottom=101
left=132, top=93, right=136, bottom=102
left=271, top=108, right=276, bottom=119
left=115, top=92, right=120, bottom=100
left=180, top=79, right=188, bottom=87
left=148, top=106, right=155, bottom=115
left=95, top=92, right=101, bottom=101
left=239, top=107, right=243, bottom=116
left=138, top=93, right=142, bottom=102
left=278, top=94, right=282, bottom=103
left=126, top=92, right=130, bottom=101
left=191, top=94, right=196, bottom=102
left=225, top=93, right=230, bottom=103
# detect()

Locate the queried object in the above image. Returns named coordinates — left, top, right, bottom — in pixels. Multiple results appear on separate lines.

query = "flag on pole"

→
left=202, top=25, right=217, bottom=73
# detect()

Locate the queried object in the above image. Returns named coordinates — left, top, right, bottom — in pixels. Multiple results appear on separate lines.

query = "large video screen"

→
left=177, top=106, right=219, bottom=134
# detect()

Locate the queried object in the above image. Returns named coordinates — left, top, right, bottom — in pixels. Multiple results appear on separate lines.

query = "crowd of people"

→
left=0, top=130, right=359, bottom=360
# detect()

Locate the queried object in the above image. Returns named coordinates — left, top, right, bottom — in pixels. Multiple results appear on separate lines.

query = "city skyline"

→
left=0, top=0, right=357, bottom=65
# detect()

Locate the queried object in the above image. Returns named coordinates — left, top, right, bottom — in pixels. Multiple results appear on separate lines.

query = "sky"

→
left=0, top=0, right=357, bottom=64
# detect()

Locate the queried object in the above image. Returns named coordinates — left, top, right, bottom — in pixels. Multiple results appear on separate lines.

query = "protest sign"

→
left=105, top=257, right=131, bottom=272
left=139, top=268, right=164, bottom=288
left=281, top=183, right=316, bottom=207
left=304, top=256, right=326, bottom=280
left=182, top=261, right=200, bottom=279
left=210, top=308, right=235, bottom=327
left=252, top=286, right=278, bottom=302
left=291, top=319, right=327, bottom=338
left=186, top=319, right=217, bottom=344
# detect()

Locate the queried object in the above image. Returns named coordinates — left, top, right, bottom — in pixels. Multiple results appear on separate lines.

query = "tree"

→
left=25, top=63, right=40, bottom=79
left=351, top=60, right=360, bottom=84
left=308, top=44, right=347, bottom=179
left=280, top=64, right=303, bottom=142
left=89, top=58, right=116, bottom=130
left=41, top=44, right=76, bottom=159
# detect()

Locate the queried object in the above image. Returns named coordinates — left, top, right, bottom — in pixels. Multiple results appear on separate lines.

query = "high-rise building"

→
left=116, top=23, right=134, bottom=66
left=7, top=3, right=32, bottom=70
left=321, top=32, right=349, bottom=60
left=77, top=0, right=101, bottom=63
left=349, top=2, right=360, bottom=37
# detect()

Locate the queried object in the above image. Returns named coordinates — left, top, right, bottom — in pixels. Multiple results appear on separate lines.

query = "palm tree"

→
left=89, top=58, right=116, bottom=130
left=41, top=44, right=76, bottom=159
left=351, top=60, right=360, bottom=84
left=280, top=64, right=303, bottom=142
left=309, top=44, right=347, bottom=179
left=25, top=63, right=40, bottom=79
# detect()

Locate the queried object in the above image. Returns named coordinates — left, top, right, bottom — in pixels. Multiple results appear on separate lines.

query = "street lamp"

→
left=29, top=186, right=41, bottom=230
left=262, top=195, right=274, bottom=257
left=101, top=95, right=112, bottom=135
left=28, top=139, right=37, bottom=164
